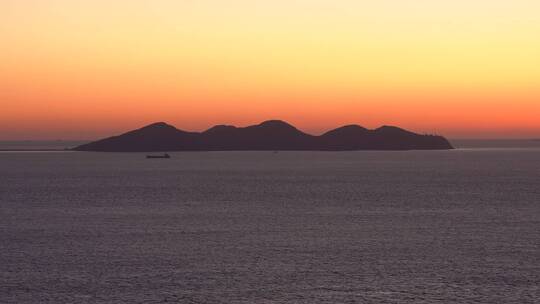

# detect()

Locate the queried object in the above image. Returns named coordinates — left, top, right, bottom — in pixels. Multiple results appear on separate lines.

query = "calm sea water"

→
left=1, top=147, right=539, bottom=303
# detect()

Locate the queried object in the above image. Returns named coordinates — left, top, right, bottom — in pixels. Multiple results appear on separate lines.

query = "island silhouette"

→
left=73, top=120, right=454, bottom=152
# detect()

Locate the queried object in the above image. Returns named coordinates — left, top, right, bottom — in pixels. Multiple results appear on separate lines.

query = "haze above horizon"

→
left=1, top=0, right=539, bottom=140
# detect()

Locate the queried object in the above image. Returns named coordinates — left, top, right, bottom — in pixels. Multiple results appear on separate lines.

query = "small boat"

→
left=146, top=153, right=171, bottom=159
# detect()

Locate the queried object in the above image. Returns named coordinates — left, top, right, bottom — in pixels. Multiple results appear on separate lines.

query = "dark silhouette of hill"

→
left=73, top=120, right=454, bottom=152
left=198, top=120, right=317, bottom=150
left=73, top=122, right=197, bottom=152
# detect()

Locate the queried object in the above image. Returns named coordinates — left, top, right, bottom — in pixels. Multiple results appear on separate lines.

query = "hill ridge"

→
left=73, top=121, right=454, bottom=151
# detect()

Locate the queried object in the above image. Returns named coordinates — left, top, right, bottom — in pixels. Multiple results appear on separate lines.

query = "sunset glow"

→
left=1, top=0, right=540, bottom=139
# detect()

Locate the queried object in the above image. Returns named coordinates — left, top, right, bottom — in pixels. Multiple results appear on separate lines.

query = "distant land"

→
left=0, top=140, right=87, bottom=151
left=73, top=120, right=453, bottom=152
left=450, top=139, right=540, bottom=149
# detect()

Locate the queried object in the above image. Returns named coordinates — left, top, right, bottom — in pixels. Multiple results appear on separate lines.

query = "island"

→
left=73, top=120, right=454, bottom=152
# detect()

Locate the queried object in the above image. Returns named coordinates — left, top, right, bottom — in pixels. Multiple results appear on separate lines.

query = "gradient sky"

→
left=1, top=0, right=540, bottom=139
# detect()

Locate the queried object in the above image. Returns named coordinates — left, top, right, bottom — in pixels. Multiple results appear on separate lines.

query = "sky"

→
left=1, top=0, right=539, bottom=139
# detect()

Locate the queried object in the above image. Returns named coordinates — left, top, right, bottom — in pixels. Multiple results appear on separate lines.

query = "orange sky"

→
left=1, top=0, right=540, bottom=139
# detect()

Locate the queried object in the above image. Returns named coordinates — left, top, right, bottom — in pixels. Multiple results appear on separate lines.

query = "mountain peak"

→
left=143, top=122, right=175, bottom=129
left=341, top=124, right=367, bottom=130
left=259, top=120, right=290, bottom=125
left=203, top=124, right=237, bottom=134
left=258, top=120, right=296, bottom=129
left=322, top=125, right=368, bottom=137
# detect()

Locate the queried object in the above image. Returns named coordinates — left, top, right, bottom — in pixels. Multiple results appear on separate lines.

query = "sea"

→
left=1, top=140, right=539, bottom=303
